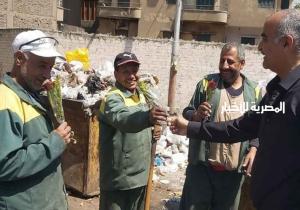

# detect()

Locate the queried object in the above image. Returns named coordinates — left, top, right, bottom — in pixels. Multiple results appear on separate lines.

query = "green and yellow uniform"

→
left=0, top=74, right=68, bottom=210
left=99, top=83, right=152, bottom=210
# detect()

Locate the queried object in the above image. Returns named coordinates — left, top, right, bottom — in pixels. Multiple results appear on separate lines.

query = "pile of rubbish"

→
left=50, top=58, right=115, bottom=108
left=153, top=127, right=189, bottom=183
left=48, top=56, right=164, bottom=113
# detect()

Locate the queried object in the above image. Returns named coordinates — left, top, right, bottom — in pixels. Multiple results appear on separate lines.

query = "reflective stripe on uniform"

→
left=255, top=86, right=261, bottom=100
left=0, top=84, right=41, bottom=123
left=100, top=87, right=146, bottom=113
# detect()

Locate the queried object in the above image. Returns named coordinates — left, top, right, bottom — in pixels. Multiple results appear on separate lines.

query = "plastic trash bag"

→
left=65, top=48, right=90, bottom=71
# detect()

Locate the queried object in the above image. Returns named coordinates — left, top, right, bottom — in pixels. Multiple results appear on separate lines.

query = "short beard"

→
left=20, top=68, right=39, bottom=92
left=222, top=73, right=239, bottom=87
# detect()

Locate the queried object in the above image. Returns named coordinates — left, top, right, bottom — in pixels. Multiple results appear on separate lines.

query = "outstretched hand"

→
left=168, top=115, right=189, bottom=136
left=149, top=106, right=168, bottom=125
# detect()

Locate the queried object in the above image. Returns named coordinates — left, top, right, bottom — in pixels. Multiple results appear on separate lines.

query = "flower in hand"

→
left=42, top=79, right=54, bottom=91
left=206, top=80, right=217, bottom=101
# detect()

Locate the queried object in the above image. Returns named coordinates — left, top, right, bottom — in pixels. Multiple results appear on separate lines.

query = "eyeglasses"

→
left=18, top=37, right=59, bottom=50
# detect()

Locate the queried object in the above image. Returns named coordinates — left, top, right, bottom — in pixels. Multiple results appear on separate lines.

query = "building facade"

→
left=87, top=0, right=292, bottom=44
left=0, top=0, right=293, bottom=44
left=0, top=0, right=64, bottom=30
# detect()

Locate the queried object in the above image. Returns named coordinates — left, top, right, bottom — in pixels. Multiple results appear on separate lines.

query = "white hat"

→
left=12, top=30, right=63, bottom=58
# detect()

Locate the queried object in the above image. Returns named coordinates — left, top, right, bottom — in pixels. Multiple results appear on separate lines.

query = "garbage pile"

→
left=153, top=127, right=189, bottom=183
left=50, top=58, right=115, bottom=109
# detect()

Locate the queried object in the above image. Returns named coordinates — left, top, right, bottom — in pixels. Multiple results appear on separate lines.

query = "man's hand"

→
left=54, top=122, right=72, bottom=144
left=242, top=146, right=257, bottom=176
left=149, top=106, right=168, bottom=125
left=192, top=102, right=211, bottom=121
left=168, top=115, right=189, bottom=136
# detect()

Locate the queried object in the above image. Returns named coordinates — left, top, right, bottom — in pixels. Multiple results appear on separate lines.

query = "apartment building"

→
left=80, top=0, right=292, bottom=44
left=0, top=0, right=293, bottom=45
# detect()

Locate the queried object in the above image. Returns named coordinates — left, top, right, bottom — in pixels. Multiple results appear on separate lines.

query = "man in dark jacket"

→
left=0, top=30, right=72, bottom=210
left=170, top=9, right=300, bottom=210
left=99, top=52, right=167, bottom=210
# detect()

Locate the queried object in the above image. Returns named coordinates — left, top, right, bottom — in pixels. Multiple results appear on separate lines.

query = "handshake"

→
left=149, top=106, right=189, bottom=136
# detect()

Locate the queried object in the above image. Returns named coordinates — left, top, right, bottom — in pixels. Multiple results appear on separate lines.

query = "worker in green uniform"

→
left=0, top=30, right=72, bottom=210
left=99, top=52, right=168, bottom=210
left=179, top=43, right=262, bottom=210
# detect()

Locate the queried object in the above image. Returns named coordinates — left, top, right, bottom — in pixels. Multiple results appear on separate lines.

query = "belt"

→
left=209, top=163, right=227, bottom=172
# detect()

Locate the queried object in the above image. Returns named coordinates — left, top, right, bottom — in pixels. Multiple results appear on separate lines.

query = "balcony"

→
left=97, top=0, right=141, bottom=19
left=182, top=0, right=228, bottom=23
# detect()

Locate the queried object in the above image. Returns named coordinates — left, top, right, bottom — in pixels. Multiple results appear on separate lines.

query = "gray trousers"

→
left=179, top=164, right=244, bottom=210
left=100, top=186, right=146, bottom=210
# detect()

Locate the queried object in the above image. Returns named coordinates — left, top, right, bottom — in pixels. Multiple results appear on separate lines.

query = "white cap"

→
left=12, top=30, right=63, bottom=58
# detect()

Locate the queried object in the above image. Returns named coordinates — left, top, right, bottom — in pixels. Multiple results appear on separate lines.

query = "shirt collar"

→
left=278, top=65, right=300, bottom=90
left=266, top=65, right=300, bottom=92
left=115, top=82, right=140, bottom=97
left=1, top=73, right=46, bottom=112
left=266, top=76, right=280, bottom=92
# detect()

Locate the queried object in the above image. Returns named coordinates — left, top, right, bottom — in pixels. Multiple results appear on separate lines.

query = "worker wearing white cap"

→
left=0, top=30, right=71, bottom=210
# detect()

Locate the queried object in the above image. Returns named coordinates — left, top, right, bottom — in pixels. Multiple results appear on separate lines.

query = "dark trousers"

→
left=100, top=186, right=146, bottom=210
left=179, top=164, right=244, bottom=210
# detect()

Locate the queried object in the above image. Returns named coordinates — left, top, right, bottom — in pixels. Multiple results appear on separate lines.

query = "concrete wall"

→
left=0, top=29, right=274, bottom=111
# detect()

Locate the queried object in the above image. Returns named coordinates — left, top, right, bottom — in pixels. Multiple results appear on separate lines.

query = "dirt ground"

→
left=67, top=168, right=186, bottom=210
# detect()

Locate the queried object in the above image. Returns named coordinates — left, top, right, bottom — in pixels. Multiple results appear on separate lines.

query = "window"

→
left=167, top=0, right=176, bottom=4
left=160, top=31, right=173, bottom=39
left=116, top=29, right=128, bottom=36
left=281, top=0, right=289, bottom=9
left=116, top=20, right=129, bottom=30
left=196, top=0, right=214, bottom=10
left=57, top=0, right=63, bottom=7
left=118, top=0, right=130, bottom=7
left=81, top=0, right=97, bottom=20
left=241, top=37, right=255, bottom=45
left=115, top=20, right=129, bottom=36
left=258, top=0, right=274, bottom=8
left=194, top=34, right=211, bottom=42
